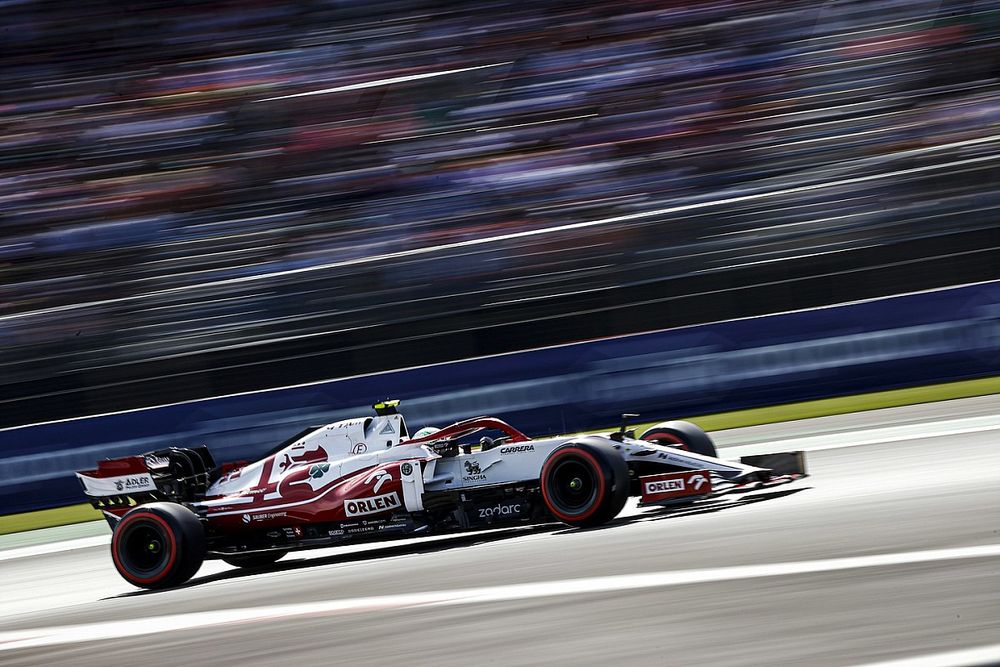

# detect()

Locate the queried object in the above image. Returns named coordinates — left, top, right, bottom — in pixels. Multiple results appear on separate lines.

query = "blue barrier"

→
left=3, top=281, right=999, bottom=514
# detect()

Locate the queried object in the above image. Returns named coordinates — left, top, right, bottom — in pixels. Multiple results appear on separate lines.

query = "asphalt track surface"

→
left=1, top=397, right=998, bottom=666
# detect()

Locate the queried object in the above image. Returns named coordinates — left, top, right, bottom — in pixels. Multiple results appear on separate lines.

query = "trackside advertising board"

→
left=2, top=281, right=999, bottom=513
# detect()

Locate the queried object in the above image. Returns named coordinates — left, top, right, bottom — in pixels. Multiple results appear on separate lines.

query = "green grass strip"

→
left=2, top=375, right=998, bottom=535
left=671, top=375, right=1000, bottom=433
left=0, top=503, right=102, bottom=536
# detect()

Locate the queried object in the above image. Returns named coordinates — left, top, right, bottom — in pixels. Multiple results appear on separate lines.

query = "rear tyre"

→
left=221, top=551, right=288, bottom=569
left=111, top=503, right=205, bottom=589
left=639, top=421, right=717, bottom=458
left=540, top=439, right=629, bottom=528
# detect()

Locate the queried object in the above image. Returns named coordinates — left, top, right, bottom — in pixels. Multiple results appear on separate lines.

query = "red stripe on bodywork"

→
left=405, top=416, right=530, bottom=445
left=78, top=455, right=149, bottom=478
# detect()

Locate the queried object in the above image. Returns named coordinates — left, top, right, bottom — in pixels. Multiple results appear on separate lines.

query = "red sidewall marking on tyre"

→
left=111, top=513, right=178, bottom=586
left=541, top=448, right=607, bottom=523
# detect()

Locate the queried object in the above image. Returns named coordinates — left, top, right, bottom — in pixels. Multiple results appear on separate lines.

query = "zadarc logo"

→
left=477, top=503, right=523, bottom=519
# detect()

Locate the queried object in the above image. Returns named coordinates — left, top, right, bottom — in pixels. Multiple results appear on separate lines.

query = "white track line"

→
left=852, top=644, right=1000, bottom=667
left=0, top=535, right=109, bottom=562
left=721, top=414, right=1000, bottom=457
left=1, top=543, right=998, bottom=652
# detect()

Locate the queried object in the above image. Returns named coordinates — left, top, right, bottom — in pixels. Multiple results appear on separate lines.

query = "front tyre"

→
left=639, top=421, right=717, bottom=458
left=540, top=439, right=628, bottom=528
left=221, top=551, right=288, bottom=569
left=111, top=503, right=205, bottom=589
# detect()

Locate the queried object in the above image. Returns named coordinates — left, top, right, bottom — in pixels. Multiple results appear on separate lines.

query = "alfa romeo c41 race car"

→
left=77, top=401, right=806, bottom=589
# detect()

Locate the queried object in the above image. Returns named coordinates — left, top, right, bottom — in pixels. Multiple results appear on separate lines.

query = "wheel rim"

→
left=119, top=521, right=170, bottom=575
left=548, top=458, right=598, bottom=515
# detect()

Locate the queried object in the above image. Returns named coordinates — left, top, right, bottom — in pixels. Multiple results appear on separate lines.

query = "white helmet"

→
left=412, top=426, right=441, bottom=440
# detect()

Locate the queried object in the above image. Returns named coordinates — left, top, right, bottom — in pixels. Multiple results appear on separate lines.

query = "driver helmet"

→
left=412, top=426, right=441, bottom=439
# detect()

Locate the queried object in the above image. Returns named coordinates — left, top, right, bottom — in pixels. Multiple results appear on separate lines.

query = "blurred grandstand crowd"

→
left=1, top=0, right=998, bottom=423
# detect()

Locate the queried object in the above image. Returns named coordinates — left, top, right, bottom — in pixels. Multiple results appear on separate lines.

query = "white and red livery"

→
left=77, top=401, right=805, bottom=589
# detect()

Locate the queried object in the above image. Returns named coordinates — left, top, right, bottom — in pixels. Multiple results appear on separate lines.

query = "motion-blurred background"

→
left=1, top=0, right=999, bottom=429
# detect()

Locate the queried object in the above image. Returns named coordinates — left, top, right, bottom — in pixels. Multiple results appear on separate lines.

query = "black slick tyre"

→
left=540, top=438, right=629, bottom=528
left=111, top=502, right=206, bottom=589
left=221, top=551, right=288, bottom=569
left=639, top=421, right=718, bottom=458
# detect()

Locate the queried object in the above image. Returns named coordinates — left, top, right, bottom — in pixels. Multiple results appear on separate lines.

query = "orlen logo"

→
left=645, top=479, right=684, bottom=495
left=344, top=492, right=401, bottom=517
left=478, top=503, right=521, bottom=518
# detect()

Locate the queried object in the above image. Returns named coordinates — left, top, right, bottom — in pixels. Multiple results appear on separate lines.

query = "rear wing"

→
left=76, top=446, right=217, bottom=513
left=77, top=455, right=157, bottom=508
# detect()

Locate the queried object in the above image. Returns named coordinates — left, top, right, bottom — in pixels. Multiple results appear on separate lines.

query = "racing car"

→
left=77, top=401, right=806, bottom=589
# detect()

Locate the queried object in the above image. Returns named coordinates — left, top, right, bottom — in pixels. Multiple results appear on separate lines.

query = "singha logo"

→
left=464, top=460, right=482, bottom=475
